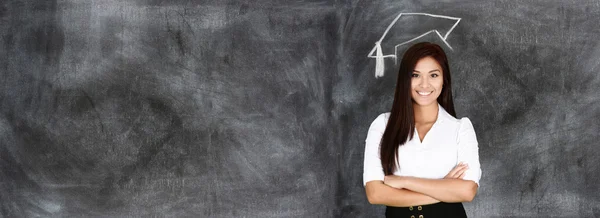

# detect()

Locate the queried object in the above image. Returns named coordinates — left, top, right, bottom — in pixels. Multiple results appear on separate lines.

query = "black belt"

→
left=385, top=202, right=467, bottom=218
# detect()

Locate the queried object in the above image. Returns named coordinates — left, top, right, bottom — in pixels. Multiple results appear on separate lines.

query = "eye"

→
left=411, top=73, right=419, bottom=78
left=431, top=74, right=439, bottom=78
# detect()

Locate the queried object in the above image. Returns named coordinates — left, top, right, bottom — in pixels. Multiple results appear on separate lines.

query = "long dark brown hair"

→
left=380, top=42, right=457, bottom=175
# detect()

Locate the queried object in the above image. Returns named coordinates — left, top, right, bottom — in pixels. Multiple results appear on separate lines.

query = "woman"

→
left=363, top=42, right=482, bottom=218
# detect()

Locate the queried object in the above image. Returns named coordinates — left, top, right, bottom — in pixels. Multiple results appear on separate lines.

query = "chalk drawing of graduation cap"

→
left=368, top=13, right=461, bottom=78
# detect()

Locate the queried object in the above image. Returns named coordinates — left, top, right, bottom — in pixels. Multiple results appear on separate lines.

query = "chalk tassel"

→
left=375, top=41, right=384, bottom=78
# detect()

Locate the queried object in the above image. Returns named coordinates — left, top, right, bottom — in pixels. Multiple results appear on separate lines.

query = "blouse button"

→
left=410, top=216, right=415, bottom=218
left=418, top=206, right=422, bottom=211
left=409, top=206, right=413, bottom=211
left=419, top=215, right=424, bottom=218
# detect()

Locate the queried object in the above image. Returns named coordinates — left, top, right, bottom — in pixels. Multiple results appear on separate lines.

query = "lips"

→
left=416, top=91, right=434, bottom=96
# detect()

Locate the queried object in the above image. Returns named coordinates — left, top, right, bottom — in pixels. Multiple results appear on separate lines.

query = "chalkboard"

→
left=1, top=0, right=599, bottom=217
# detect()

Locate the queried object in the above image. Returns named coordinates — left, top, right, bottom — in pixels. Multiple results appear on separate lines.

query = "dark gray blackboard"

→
left=1, top=0, right=599, bottom=217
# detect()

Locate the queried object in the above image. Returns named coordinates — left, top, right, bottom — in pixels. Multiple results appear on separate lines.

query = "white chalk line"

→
left=367, top=13, right=461, bottom=77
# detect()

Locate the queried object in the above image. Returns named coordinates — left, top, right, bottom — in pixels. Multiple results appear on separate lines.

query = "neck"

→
left=413, top=102, right=439, bottom=123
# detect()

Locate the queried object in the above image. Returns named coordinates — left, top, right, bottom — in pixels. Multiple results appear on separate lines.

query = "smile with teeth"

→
left=417, top=91, right=434, bottom=96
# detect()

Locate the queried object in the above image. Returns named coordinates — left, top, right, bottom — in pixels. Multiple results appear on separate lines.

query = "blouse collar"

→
left=436, top=103, right=455, bottom=124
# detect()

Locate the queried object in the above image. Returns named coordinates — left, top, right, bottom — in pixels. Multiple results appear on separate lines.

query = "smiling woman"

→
left=363, top=42, right=482, bottom=218
left=411, top=56, right=444, bottom=112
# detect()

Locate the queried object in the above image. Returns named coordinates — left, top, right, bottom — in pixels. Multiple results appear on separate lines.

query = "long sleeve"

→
left=457, top=117, right=482, bottom=186
left=363, top=113, right=389, bottom=186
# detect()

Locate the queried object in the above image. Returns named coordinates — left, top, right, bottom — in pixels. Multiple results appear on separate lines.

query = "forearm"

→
left=403, top=177, right=478, bottom=203
left=365, top=181, right=440, bottom=207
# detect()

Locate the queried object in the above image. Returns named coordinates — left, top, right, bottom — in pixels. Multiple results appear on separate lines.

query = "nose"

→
left=418, top=76, right=430, bottom=88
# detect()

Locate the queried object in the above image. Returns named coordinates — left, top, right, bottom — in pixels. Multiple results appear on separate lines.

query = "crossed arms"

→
left=365, top=163, right=478, bottom=207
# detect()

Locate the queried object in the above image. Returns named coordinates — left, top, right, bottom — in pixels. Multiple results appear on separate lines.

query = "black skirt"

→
left=385, top=202, right=467, bottom=218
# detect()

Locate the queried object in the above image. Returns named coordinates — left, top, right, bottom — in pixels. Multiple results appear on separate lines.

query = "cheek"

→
left=410, top=81, right=418, bottom=90
left=435, top=80, right=444, bottom=91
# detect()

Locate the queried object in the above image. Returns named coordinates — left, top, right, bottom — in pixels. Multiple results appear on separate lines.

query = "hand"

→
left=384, top=175, right=407, bottom=189
left=444, top=162, right=469, bottom=179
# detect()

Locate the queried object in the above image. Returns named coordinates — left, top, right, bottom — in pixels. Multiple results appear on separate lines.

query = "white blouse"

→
left=363, top=104, right=482, bottom=187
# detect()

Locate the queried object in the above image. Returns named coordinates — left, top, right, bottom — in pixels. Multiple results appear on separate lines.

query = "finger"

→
left=447, top=165, right=467, bottom=178
left=451, top=164, right=468, bottom=174
left=454, top=163, right=467, bottom=170
left=458, top=167, right=469, bottom=179
left=453, top=170, right=466, bottom=179
left=449, top=169, right=464, bottom=178
left=448, top=167, right=462, bottom=177
left=457, top=171, right=465, bottom=179
left=454, top=163, right=466, bottom=170
left=446, top=163, right=468, bottom=178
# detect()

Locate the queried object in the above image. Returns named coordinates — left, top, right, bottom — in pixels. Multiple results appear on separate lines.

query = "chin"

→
left=412, top=100, right=438, bottom=107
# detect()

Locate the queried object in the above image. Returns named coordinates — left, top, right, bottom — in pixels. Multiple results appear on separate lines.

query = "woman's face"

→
left=411, top=56, right=444, bottom=107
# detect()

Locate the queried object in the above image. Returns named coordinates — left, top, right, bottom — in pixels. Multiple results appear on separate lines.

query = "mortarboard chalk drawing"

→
left=368, top=13, right=461, bottom=78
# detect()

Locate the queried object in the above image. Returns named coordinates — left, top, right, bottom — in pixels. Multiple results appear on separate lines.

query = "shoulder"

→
left=439, top=109, right=475, bottom=133
left=443, top=116, right=474, bottom=129
left=458, top=117, right=473, bottom=126
left=452, top=117, right=476, bottom=136
left=374, top=112, right=391, bottom=122
left=368, top=112, right=391, bottom=131
left=438, top=106, right=473, bottom=127
left=458, top=117, right=476, bottom=132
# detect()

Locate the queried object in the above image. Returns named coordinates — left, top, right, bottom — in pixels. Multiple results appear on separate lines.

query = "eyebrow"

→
left=413, top=69, right=441, bottom=73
